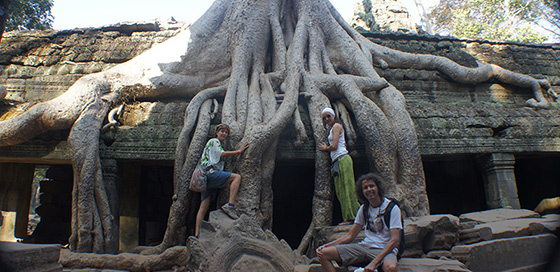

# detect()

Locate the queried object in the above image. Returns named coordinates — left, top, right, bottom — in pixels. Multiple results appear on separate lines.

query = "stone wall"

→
left=0, top=21, right=182, bottom=103
left=1, top=23, right=560, bottom=161
left=364, top=33, right=560, bottom=156
left=0, top=21, right=184, bottom=162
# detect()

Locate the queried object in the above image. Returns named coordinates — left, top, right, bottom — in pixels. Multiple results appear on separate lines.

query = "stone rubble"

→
left=302, top=208, right=559, bottom=272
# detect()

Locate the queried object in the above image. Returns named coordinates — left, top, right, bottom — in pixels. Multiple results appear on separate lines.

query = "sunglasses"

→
left=322, top=114, right=333, bottom=120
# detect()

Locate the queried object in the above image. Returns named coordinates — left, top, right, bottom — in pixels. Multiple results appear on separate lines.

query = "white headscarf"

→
left=322, top=107, right=335, bottom=116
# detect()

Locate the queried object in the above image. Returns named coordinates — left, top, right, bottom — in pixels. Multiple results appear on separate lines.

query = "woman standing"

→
left=318, top=108, right=360, bottom=225
left=195, top=123, right=248, bottom=237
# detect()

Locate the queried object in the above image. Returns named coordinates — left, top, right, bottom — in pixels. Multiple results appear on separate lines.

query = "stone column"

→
left=477, top=153, right=520, bottom=209
left=101, top=159, right=120, bottom=253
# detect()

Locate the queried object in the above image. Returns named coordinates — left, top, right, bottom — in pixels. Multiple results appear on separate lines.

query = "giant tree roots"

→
left=0, top=0, right=556, bottom=259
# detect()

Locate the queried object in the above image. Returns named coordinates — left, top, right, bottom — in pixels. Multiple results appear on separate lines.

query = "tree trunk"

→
left=0, top=0, right=556, bottom=256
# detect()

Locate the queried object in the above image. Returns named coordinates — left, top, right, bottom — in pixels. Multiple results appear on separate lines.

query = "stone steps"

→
left=309, top=208, right=559, bottom=272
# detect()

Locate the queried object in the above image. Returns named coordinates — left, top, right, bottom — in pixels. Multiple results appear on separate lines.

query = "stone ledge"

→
left=451, top=233, right=557, bottom=272
left=0, top=242, right=62, bottom=272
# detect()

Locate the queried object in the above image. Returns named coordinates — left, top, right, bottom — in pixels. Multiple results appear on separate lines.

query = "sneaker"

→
left=221, top=203, right=239, bottom=219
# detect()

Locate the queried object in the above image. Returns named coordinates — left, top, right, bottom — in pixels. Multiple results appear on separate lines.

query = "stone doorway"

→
left=30, top=165, right=73, bottom=245
left=271, top=156, right=370, bottom=249
left=272, top=160, right=315, bottom=249
left=0, top=163, right=73, bottom=244
left=138, top=164, right=173, bottom=246
left=423, top=156, right=487, bottom=216
left=515, top=155, right=560, bottom=211
left=118, top=161, right=173, bottom=249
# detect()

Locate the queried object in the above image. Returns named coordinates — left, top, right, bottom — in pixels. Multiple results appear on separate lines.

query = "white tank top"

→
left=328, top=126, right=348, bottom=162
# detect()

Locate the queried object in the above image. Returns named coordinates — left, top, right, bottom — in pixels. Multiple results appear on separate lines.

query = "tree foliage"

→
left=428, top=0, right=558, bottom=43
left=6, top=0, right=53, bottom=31
left=512, top=0, right=560, bottom=38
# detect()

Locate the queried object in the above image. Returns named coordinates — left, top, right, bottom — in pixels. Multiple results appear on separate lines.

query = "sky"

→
left=51, top=0, right=440, bottom=30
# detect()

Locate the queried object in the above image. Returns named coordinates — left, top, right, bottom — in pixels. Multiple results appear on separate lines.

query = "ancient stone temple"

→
left=1, top=1, right=559, bottom=271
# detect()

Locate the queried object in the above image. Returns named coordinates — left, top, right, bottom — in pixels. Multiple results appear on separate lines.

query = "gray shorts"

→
left=335, top=243, right=397, bottom=267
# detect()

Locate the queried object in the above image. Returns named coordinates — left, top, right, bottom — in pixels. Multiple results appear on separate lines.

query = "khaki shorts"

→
left=335, top=243, right=397, bottom=267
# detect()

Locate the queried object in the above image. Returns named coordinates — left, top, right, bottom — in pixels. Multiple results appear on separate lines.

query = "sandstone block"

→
left=459, top=208, right=539, bottom=224
left=0, top=242, right=62, bottom=272
left=459, top=217, right=554, bottom=244
left=425, top=250, right=452, bottom=259
left=451, top=233, right=557, bottom=272
left=304, top=258, right=471, bottom=272
left=397, top=258, right=471, bottom=272
left=405, top=214, right=460, bottom=254
left=542, top=214, right=560, bottom=232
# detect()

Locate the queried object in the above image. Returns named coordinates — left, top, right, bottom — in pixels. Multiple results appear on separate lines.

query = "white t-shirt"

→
left=354, top=198, right=402, bottom=253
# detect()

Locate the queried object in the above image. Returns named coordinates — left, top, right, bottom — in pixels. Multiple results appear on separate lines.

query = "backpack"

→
left=362, top=198, right=405, bottom=259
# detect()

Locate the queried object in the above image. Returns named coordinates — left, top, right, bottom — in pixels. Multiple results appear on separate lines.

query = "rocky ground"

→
left=306, top=208, right=559, bottom=272
left=1, top=208, right=558, bottom=272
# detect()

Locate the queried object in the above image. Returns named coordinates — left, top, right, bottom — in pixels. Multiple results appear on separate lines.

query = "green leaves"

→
left=6, top=0, right=53, bottom=31
left=428, top=0, right=556, bottom=43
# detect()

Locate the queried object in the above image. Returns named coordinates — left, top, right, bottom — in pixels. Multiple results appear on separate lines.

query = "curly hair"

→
left=355, top=173, right=385, bottom=204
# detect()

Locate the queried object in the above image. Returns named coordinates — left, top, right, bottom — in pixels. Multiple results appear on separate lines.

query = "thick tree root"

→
left=1, top=0, right=555, bottom=255
left=59, top=247, right=190, bottom=271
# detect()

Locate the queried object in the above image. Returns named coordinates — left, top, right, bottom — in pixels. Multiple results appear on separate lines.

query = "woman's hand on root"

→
left=240, top=142, right=249, bottom=153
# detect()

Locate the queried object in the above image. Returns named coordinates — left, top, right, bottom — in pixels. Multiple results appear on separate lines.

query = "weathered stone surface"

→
left=2, top=27, right=560, bottom=161
left=396, top=258, right=471, bottom=272
left=459, top=217, right=556, bottom=244
left=190, top=210, right=309, bottom=272
left=459, top=208, right=540, bottom=224
left=451, top=233, right=557, bottom=272
left=310, top=213, right=557, bottom=271
left=477, top=153, right=521, bottom=209
left=541, top=214, right=560, bottom=233
left=303, top=263, right=347, bottom=272
left=0, top=241, right=62, bottom=272
left=59, top=246, right=189, bottom=271
left=0, top=85, right=6, bottom=100
left=302, top=258, right=471, bottom=272
left=0, top=21, right=183, bottom=109
left=425, top=250, right=452, bottom=259
left=405, top=214, right=460, bottom=255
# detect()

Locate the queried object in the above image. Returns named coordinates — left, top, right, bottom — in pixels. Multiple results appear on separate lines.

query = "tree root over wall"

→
left=0, top=0, right=557, bottom=261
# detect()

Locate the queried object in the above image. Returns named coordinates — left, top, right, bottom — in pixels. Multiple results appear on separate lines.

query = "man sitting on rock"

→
left=316, top=173, right=402, bottom=272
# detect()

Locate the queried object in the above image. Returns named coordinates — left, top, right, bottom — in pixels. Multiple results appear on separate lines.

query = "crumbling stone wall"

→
left=2, top=27, right=559, bottom=160
left=364, top=33, right=560, bottom=156
left=0, top=22, right=182, bottom=104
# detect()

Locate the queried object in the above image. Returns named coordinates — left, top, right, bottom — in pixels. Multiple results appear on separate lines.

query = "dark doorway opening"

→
left=138, top=164, right=173, bottom=246
left=272, top=160, right=315, bottom=249
left=30, top=164, right=73, bottom=244
left=515, top=155, right=560, bottom=211
left=423, top=156, right=486, bottom=215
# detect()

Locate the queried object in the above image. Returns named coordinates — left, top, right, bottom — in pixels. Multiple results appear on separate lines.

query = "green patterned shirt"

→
left=200, top=138, right=225, bottom=171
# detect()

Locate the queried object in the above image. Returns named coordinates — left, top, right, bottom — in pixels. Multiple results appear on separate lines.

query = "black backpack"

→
left=362, top=198, right=405, bottom=259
